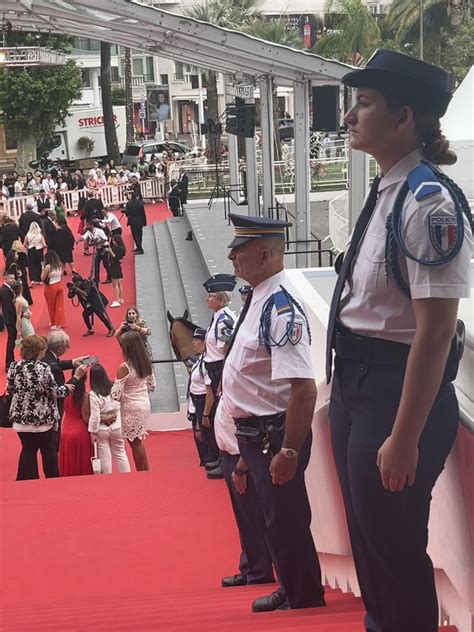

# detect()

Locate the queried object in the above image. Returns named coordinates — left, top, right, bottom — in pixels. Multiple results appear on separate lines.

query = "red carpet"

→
left=0, top=202, right=171, bottom=391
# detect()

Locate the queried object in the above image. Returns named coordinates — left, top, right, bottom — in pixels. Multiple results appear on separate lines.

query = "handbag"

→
left=0, top=393, right=13, bottom=428
left=91, top=441, right=102, bottom=475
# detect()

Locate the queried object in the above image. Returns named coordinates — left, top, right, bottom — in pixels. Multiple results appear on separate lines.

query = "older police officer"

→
left=222, top=214, right=325, bottom=612
left=326, top=50, right=472, bottom=632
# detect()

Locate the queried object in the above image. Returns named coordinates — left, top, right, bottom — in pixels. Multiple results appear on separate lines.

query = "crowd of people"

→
left=0, top=50, right=472, bottom=632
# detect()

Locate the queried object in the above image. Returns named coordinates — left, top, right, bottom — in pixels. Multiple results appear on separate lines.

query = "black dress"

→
left=8, top=258, right=33, bottom=306
left=55, top=226, right=75, bottom=265
left=108, top=241, right=125, bottom=280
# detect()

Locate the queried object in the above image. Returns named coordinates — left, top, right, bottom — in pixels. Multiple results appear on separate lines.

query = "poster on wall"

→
left=147, top=86, right=171, bottom=122
left=268, top=14, right=322, bottom=50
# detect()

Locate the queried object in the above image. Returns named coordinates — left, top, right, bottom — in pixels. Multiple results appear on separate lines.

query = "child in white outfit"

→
left=88, top=363, right=131, bottom=474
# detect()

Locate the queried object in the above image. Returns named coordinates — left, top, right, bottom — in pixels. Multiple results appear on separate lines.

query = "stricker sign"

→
left=78, top=114, right=118, bottom=128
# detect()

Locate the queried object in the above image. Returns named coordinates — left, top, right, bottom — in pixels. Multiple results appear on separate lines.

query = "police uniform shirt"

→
left=222, top=271, right=314, bottom=419
left=339, top=148, right=472, bottom=345
left=214, top=398, right=239, bottom=455
left=189, top=357, right=211, bottom=396
left=83, top=227, right=108, bottom=246
left=204, top=306, right=237, bottom=363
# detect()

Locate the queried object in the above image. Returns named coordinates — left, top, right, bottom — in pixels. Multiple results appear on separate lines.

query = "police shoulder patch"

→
left=273, top=289, right=292, bottom=316
left=288, top=322, right=303, bottom=345
left=407, top=164, right=442, bottom=202
left=428, top=210, right=459, bottom=257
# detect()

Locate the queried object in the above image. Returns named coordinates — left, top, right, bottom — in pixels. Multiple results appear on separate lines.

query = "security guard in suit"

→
left=222, top=214, right=325, bottom=612
left=326, top=50, right=472, bottom=632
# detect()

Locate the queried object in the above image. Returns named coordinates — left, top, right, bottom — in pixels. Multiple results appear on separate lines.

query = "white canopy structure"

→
left=0, top=0, right=360, bottom=264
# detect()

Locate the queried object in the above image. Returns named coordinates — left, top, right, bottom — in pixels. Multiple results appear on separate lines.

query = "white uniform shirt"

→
left=215, top=398, right=239, bottom=455
left=204, top=306, right=237, bottom=363
left=189, top=356, right=211, bottom=396
left=340, top=148, right=472, bottom=345
left=102, top=212, right=121, bottom=233
left=222, top=270, right=314, bottom=419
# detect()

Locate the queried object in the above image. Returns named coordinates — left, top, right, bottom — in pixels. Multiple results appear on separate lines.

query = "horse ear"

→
left=167, top=311, right=174, bottom=325
left=183, top=309, right=189, bottom=321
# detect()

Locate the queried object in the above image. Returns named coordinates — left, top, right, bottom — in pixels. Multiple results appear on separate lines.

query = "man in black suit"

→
left=36, top=189, right=51, bottom=215
left=0, top=271, right=17, bottom=371
left=178, top=168, right=189, bottom=213
left=125, top=192, right=147, bottom=254
left=44, top=330, right=88, bottom=447
left=84, top=191, right=105, bottom=223
left=1, top=218, right=21, bottom=258
left=19, top=203, right=40, bottom=238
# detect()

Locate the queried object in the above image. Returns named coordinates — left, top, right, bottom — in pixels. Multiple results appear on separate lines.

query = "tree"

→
left=441, top=18, right=474, bottom=83
left=0, top=33, right=82, bottom=172
left=386, top=0, right=471, bottom=64
left=313, top=0, right=380, bottom=63
left=101, top=42, right=121, bottom=164
left=183, top=0, right=260, bottom=163
left=124, top=47, right=134, bottom=145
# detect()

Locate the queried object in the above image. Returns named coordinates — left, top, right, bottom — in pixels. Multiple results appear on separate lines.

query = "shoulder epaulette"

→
left=273, top=289, right=292, bottom=316
left=407, top=163, right=442, bottom=202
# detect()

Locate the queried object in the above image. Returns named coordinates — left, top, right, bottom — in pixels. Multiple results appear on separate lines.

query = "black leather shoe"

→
left=252, top=591, right=289, bottom=613
left=205, top=460, right=220, bottom=471
left=221, top=573, right=247, bottom=588
left=207, top=466, right=224, bottom=479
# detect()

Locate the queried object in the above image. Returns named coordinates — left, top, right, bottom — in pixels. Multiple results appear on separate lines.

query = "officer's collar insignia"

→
left=429, top=211, right=458, bottom=257
left=289, top=322, right=303, bottom=345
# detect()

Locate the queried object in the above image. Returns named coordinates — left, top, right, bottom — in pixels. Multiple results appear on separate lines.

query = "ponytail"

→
left=415, top=115, right=457, bottom=166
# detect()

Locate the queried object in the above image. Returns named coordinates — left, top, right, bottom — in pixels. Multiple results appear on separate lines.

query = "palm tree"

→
left=244, top=19, right=304, bottom=157
left=386, top=0, right=471, bottom=64
left=183, top=0, right=260, bottom=163
left=313, top=0, right=381, bottom=63
left=123, top=47, right=134, bottom=144
left=101, top=42, right=121, bottom=164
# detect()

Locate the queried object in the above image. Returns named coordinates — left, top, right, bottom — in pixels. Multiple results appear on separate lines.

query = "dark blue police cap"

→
left=228, top=213, right=292, bottom=248
left=342, top=49, right=453, bottom=117
left=193, top=327, right=207, bottom=340
left=239, top=284, right=252, bottom=295
left=203, top=273, right=236, bottom=293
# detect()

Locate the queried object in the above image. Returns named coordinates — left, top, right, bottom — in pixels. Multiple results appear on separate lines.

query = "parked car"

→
left=122, top=140, right=197, bottom=166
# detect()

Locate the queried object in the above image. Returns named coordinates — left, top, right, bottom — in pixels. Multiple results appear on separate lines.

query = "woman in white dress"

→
left=12, top=281, right=34, bottom=343
left=112, top=331, right=156, bottom=471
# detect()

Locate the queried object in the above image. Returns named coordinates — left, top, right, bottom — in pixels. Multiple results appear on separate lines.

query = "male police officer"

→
left=221, top=214, right=325, bottom=612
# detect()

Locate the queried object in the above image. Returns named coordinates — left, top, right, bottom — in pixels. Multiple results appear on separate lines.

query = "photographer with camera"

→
left=115, top=306, right=152, bottom=359
left=67, top=273, right=115, bottom=338
left=76, top=219, right=111, bottom=285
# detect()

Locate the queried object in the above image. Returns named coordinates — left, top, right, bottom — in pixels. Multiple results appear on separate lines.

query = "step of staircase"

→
left=2, top=584, right=459, bottom=632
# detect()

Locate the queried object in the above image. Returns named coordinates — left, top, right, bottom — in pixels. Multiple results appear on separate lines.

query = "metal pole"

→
left=245, top=135, right=259, bottom=216
left=293, top=80, right=311, bottom=268
left=197, top=70, right=206, bottom=151
left=259, top=75, right=275, bottom=217
left=419, top=0, right=424, bottom=61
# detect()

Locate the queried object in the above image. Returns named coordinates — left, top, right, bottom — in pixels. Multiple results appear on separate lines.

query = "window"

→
left=111, top=66, right=120, bottom=83
left=133, top=58, right=144, bottom=78
left=145, top=57, right=155, bottom=82
left=190, top=75, right=199, bottom=90
left=160, top=74, right=169, bottom=85
left=174, top=62, right=184, bottom=81
left=81, top=68, right=91, bottom=88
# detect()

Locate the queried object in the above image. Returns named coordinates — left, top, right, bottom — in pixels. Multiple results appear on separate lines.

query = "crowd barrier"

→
left=1, top=176, right=166, bottom=222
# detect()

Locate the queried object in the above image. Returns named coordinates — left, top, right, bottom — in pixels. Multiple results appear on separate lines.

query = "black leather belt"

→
left=204, top=360, right=224, bottom=370
left=335, top=333, right=410, bottom=367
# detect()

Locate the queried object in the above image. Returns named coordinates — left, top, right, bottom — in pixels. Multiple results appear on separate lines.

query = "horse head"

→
left=168, top=309, right=200, bottom=373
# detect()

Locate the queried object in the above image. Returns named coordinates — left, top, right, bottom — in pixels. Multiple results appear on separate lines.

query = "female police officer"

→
left=326, top=50, right=472, bottom=632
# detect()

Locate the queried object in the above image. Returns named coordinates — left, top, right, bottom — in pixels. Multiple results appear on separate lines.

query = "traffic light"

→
left=225, top=101, right=256, bottom=138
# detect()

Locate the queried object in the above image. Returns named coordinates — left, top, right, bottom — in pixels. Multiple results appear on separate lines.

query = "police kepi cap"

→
left=239, top=284, right=252, bottom=295
left=342, top=49, right=453, bottom=117
left=228, top=213, right=292, bottom=248
left=203, top=273, right=237, bottom=293
left=193, top=327, right=207, bottom=340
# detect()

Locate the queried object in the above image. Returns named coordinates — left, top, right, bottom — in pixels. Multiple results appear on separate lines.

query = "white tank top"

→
left=48, top=267, right=62, bottom=285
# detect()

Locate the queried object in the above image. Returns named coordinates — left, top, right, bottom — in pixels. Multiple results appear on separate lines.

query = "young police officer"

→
left=222, top=215, right=325, bottom=612
left=326, top=50, right=472, bottom=632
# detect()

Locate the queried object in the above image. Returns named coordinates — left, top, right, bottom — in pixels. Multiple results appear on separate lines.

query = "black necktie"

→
left=326, top=176, right=381, bottom=383
left=225, top=289, right=253, bottom=359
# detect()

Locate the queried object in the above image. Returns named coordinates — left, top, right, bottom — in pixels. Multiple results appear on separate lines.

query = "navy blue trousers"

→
left=238, top=431, right=325, bottom=609
left=220, top=451, right=274, bottom=584
left=329, top=357, right=458, bottom=632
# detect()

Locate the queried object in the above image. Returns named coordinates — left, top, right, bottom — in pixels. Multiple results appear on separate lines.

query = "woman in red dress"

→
left=59, top=376, right=92, bottom=476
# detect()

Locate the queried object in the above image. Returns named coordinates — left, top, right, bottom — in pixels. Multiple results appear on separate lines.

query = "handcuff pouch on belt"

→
left=234, top=412, right=286, bottom=456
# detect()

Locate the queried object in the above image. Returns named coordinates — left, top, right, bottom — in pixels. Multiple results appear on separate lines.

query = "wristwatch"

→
left=280, top=447, right=298, bottom=459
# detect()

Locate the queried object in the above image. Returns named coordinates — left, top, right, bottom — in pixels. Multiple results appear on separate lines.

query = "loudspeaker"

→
left=312, top=86, right=340, bottom=131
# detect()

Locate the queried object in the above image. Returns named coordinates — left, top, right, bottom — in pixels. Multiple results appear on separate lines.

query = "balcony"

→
left=112, top=74, right=155, bottom=87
